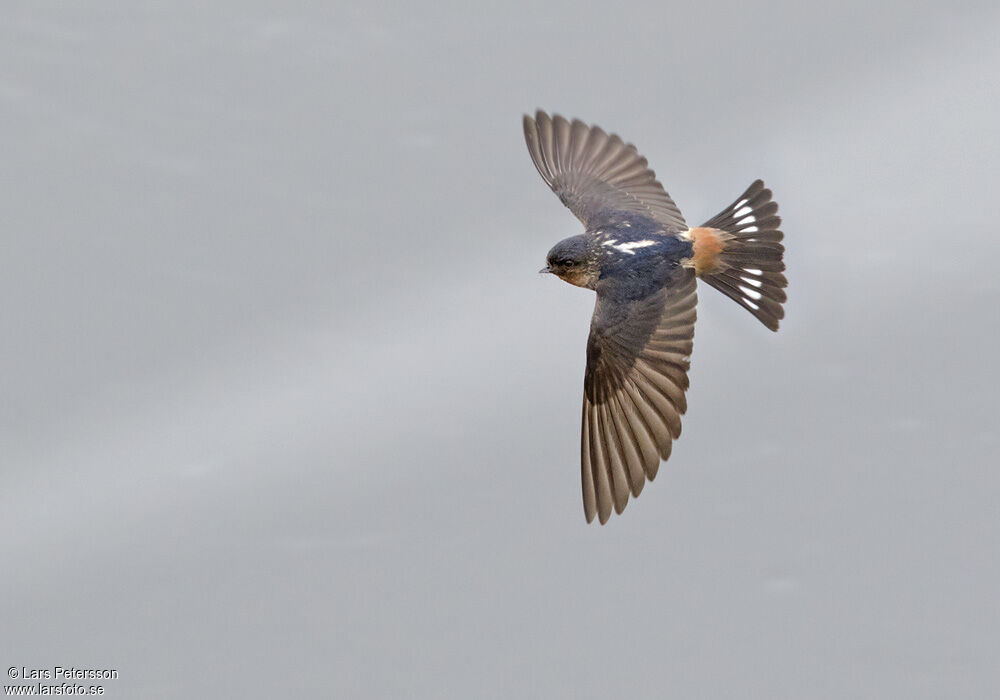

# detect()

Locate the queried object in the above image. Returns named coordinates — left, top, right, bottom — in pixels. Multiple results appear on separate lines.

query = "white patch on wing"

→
left=734, top=205, right=753, bottom=218
left=612, top=240, right=658, bottom=255
left=601, top=239, right=619, bottom=247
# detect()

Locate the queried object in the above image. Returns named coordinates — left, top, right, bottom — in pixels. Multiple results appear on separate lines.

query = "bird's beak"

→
left=539, top=266, right=552, bottom=274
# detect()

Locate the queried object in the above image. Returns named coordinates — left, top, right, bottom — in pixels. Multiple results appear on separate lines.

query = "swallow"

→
left=525, top=110, right=787, bottom=524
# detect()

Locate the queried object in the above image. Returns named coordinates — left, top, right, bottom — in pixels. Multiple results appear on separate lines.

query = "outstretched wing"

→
left=581, top=266, right=697, bottom=524
left=523, top=110, right=687, bottom=233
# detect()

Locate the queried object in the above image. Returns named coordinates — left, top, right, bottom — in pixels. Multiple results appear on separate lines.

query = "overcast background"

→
left=2, top=1, right=999, bottom=698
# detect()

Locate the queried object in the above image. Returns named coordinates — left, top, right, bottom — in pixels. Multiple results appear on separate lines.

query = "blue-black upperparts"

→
left=588, top=213, right=693, bottom=301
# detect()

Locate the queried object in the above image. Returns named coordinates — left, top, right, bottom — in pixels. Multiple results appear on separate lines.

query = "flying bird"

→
left=524, top=110, right=787, bottom=524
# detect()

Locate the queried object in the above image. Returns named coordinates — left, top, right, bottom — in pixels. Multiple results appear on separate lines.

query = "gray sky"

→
left=2, top=1, right=999, bottom=698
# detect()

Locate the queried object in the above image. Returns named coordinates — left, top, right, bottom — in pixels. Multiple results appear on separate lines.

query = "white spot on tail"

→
left=734, top=205, right=753, bottom=218
left=739, top=285, right=763, bottom=301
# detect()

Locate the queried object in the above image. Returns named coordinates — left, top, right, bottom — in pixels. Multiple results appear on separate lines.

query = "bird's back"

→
left=586, top=217, right=693, bottom=297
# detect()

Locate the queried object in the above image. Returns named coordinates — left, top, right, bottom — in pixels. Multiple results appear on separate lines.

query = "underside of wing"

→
left=523, top=110, right=687, bottom=233
left=581, top=268, right=697, bottom=524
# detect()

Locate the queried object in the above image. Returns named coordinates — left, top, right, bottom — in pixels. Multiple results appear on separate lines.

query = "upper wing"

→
left=523, top=110, right=687, bottom=232
left=581, top=266, right=697, bottom=524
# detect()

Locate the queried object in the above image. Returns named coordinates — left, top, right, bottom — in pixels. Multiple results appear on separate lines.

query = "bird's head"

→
left=540, top=235, right=599, bottom=289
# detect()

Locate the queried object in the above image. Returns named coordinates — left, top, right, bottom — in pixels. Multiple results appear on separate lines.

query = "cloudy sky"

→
left=2, top=1, right=998, bottom=697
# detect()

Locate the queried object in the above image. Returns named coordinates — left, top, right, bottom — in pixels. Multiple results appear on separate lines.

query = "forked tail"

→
left=687, top=180, right=787, bottom=331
